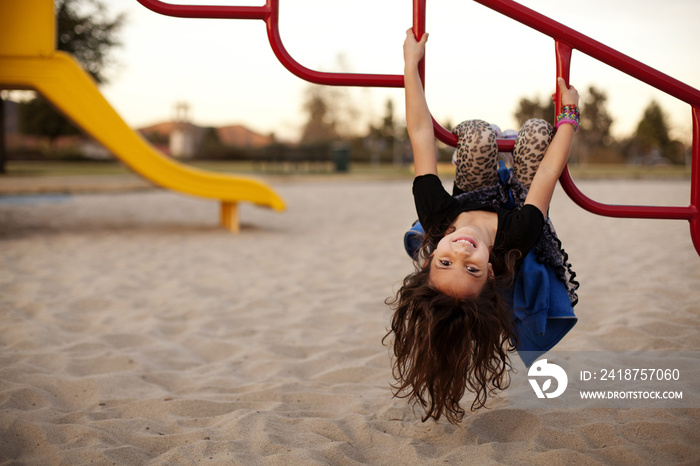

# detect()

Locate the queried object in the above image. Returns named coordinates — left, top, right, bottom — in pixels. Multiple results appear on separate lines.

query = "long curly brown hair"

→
left=384, top=248, right=520, bottom=424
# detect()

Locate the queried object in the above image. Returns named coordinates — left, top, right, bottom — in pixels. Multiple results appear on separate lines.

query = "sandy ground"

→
left=1, top=176, right=699, bottom=465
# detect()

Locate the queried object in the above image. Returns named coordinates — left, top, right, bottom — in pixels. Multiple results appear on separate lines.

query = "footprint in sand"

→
left=469, top=409, right=541, bottom=444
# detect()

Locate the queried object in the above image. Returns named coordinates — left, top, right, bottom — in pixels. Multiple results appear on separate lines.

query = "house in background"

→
left=2, top=97, right=272, bottom=160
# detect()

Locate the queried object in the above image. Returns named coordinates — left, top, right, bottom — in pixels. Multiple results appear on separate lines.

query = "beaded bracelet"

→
left=556, top=118, right=579, bottom=132
left=556, top=104, right=580, bottom=132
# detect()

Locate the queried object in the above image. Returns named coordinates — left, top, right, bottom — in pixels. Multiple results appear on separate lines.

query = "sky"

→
left=99, top=0, right=700, bottom=144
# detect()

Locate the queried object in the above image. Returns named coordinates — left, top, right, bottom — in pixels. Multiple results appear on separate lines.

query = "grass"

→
left=567, top=163, right=691, bottom=180
left=2, top=160, right=417, bottom=180
left=4, top=160, right=133, bottom=177
left=2, top=159, right=692, bottom=180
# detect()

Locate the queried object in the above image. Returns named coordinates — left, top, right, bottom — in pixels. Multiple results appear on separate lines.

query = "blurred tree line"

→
left=295, top=83, right=408, bottom=166
left=2, top=0, right=689, bottom=172
left=292, top=80, right=688, bottom=168
left=514, top=86, right=687, bottom=166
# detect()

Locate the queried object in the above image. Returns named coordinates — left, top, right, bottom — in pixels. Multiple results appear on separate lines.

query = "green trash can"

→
left=332, top=143, right=350, bottom=172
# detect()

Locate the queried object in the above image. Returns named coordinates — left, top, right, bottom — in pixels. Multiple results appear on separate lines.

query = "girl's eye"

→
left=440, top=260, right=451, bottom=267
left=467, top=266, right=479, bottom=273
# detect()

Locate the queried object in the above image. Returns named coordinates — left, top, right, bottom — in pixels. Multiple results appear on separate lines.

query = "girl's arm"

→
left=524, top=77, right=580, bottom=215
left=403, top=29, right=438, bottom=177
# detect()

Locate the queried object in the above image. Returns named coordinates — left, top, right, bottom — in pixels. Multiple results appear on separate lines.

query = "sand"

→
left=1, top=176, right=699, bottom=465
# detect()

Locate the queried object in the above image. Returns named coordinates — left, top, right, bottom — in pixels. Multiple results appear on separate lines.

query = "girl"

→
left=384, top=30, right=580, bottom=424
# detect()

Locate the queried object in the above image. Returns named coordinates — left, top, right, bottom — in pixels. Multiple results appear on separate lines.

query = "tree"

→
left=18, top=95, right=81, bottom=143
left=56, top=0, right=126, bottom=85
left=299, top=86, right=339, bottom=145
left=514, top=96, right=554, bottom=128
left=16, top=0, right=125, bottom=152
left=576, top=85, right=617, bottom=164
left=299, top=84, right=363, bottom=145
left=380, top=98, right=395, bottom=140
left=515, top=85, right=619, bottom=164
left=299, top=54, right=361, bottom=145
left=197, top=127, right=227, bottom=159
left=631, top=100, right=684, bottom=164
left=366, top=98, right=398, bottom=164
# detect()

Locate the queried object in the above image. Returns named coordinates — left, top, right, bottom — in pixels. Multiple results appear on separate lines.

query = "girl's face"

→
left=429, top=225, right=494, bottom=298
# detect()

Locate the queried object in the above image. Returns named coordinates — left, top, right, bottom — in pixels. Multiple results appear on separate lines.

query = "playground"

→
left=2, top=0, right=700, bottom=463
left=2, top=176, right=699, bottom=463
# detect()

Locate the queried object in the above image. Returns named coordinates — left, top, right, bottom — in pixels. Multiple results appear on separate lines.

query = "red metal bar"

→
left=689, top=106, right=700, bottom=254
left=555, top=40, right=697, bottom=221
left=135, top=0, right=700, bottom=254
left=135, top=0, right=269, bottom=19
left=476, top=0, right=700, bottom=256
left=552, top=30, right=699, bottom=251
left=554, top=41, right=572, bottom=112
left=264, top=0, right=402, bottom=87
left=474, top=0, right=700, bottom=108
left=132, top=0, right=501, bottom=148
left=412, top=0, right=426, bottom=84
left=410, top=0, right=460, bottom=147
left=136, top=0, right=403, bottom=88
left=559, top=169, right=697, bottom=221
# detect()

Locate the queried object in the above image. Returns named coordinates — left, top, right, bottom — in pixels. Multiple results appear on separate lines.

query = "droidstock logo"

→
left=528, top=359, right=568, bottom=399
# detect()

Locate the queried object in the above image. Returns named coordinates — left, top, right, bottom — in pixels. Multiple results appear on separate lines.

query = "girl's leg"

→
left=452, top=120, right=499, bottom=193
left=512, top=118, right=555, bottom=188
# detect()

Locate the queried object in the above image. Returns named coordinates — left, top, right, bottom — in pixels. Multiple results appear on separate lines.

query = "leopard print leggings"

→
left=452, top=118, right=555, bottom=193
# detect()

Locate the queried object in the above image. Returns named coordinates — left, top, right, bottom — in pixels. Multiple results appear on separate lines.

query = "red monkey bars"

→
left=136, top=0, right=700, bottom=256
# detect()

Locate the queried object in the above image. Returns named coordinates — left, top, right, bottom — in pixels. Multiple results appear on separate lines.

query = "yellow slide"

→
left=0, top=0, right=285, bottom=232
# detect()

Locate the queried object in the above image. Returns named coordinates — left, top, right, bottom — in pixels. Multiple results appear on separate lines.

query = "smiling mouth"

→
left=453, top=237, right=477, bottom=248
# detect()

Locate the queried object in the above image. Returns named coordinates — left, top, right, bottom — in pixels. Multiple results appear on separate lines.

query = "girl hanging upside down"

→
left=384, top=29, right=581, bottom=424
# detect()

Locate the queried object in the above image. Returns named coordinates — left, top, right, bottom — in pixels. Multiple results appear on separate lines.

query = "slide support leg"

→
left=220, top=201, right=240, bottom=233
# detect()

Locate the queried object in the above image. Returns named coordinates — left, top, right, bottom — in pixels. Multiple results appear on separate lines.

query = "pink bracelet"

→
left=555, top=118, right=579, bottom=132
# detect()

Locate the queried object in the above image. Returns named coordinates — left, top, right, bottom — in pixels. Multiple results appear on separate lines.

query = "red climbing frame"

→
left=136, top=0, right=700, bottom=256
